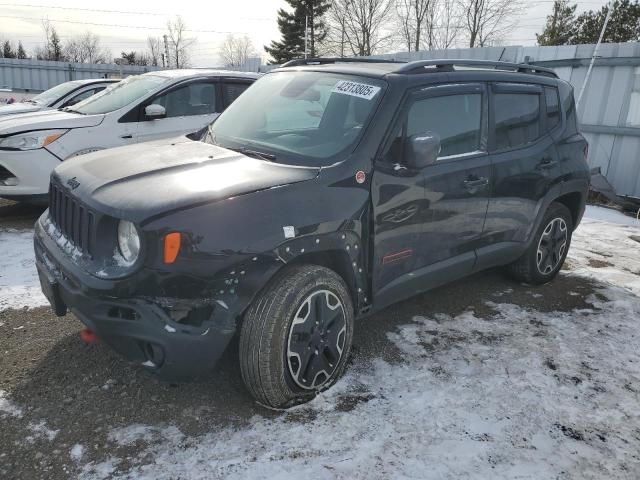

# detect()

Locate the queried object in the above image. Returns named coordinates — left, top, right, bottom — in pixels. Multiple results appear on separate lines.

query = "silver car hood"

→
left=0, top=109, right=104, bottom=134
left=0, top=103, right=45, bottom=117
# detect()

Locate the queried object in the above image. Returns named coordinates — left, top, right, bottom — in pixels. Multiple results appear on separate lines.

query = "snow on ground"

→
left=0, top=389, right=23, bottom=418
left=77, top=212, right=640, bottom=480
left=1, top=208, right=640, bottom=478
left=571, top=206, right=640, bottom=295
left=0, top=229, right=48, bottom=311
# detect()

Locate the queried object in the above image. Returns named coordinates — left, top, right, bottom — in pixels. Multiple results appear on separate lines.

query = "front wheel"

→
left=239, top=265, right=354, bottom=409
left=507, top=202, right=573, bottom=285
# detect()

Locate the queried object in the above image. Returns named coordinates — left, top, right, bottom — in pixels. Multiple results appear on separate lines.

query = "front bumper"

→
left=34, top=217, right=236, bottom=381
left=0, top=147, right=61, bottom=197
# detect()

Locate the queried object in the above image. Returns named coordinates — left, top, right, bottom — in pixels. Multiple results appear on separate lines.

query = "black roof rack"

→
left=394, top=59, right=558, bottom=78
left=280, top=57, right=405, bottom=68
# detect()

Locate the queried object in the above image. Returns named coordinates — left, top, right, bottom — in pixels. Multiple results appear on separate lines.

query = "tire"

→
left=239, top=264, right=354, bottom=409
left=507, top=202, right=573, bottom=285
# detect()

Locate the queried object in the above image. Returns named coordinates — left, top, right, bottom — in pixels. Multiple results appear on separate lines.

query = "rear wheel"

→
left=507, top=202, right=573, bottom=285
left=239, top=265, right=354, bottom=409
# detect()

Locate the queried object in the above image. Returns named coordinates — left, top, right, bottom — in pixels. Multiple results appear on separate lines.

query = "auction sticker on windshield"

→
left=332, top=80, right=381, bottom=100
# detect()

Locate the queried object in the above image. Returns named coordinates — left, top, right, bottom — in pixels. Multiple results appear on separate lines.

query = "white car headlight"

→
left=0, top=129, right=68, bottom=150
left=117, top=220, right=141, bottom=265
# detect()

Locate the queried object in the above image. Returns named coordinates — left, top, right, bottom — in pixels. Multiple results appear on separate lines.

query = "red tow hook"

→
left=80, top=328, right=98, bottom=344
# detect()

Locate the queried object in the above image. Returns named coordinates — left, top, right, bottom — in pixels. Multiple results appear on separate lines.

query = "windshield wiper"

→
left=229, top=146, right=276, bottom=162
left=62, top=107, right=85, bottom=115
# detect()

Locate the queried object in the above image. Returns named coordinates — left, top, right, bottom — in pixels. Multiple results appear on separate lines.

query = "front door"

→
left=135, top=80, right=220, bottom=143
left=372, top=83, right=491, bottom=305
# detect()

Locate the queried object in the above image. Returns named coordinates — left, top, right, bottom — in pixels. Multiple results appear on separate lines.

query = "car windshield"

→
left=207, top=71, right=386, bottom=166
left=71, top=74, right=170, bottom=115
left=31, top=81, right=84, bottom=106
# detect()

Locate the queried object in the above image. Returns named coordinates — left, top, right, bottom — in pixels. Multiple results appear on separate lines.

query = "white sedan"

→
left=0, top=69, right=259, bottom=203
left=0, top=79, right=118, bottom=117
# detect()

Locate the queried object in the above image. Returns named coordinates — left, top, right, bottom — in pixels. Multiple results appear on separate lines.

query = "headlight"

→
left=117, top=220, right=141, bottom=266
left=0, top=129, right=68, bottom=150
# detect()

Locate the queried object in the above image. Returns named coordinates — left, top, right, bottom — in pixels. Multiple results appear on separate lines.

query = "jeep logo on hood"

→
left=66, top=177, right=80, bottom=190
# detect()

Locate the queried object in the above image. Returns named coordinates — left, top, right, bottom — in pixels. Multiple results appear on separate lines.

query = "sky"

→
left=0, top=0, right=612, bottom=66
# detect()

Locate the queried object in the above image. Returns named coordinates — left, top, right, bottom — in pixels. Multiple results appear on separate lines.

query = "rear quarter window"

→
left=544, top=86, right=561, bottom=131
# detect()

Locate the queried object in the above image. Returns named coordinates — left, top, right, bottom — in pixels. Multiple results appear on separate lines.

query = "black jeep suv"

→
left=35, top=59, right=589, bottom=408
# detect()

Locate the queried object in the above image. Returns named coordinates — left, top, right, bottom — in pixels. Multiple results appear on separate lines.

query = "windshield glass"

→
left=72, top=74, right=170, bottom=115
left=31, top=81, right=84, bottom=106
left=207, top=71, right=386, bottom=165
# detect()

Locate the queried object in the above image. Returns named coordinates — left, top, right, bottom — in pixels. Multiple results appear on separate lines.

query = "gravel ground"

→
left=0, top=199, right=638, bottom=479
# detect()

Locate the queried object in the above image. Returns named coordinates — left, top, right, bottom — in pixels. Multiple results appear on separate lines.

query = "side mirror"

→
left=145, top=103, right=166, bottom=120
left=405, top=131, right=441, bottom=168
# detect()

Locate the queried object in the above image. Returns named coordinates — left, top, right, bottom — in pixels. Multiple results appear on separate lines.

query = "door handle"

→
left=537, top=158, right=557, bottom=169
left=120, top=134, right=133, bottom=139
left=463, top=177, right=489, bottom=189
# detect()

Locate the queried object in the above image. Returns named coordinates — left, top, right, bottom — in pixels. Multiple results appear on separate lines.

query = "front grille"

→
left=49, top=182, right=95, bottom=256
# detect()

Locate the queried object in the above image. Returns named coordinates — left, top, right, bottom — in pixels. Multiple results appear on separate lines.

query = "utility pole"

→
left=163, top=34, right=171, bottom=69
left=576, top=0, right=614, bottom=109
left=304, top=15, right=309, bottom=59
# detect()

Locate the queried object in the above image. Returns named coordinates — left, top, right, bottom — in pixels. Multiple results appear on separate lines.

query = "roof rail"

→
left=280, top=57, right=406, bottom=68
left=394, top=59, right=558, bottom=78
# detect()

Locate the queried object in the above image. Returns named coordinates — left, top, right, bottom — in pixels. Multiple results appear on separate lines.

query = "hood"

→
left=0, top=103, right=45, bottom=117
left=0, top=109, right=104, bottom=134
left=52, top=137, right=320, bottom=222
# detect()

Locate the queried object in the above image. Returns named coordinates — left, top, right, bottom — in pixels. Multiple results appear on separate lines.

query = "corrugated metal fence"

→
left=373, top=43, right=640, bottom=198
left=0, top=58, right=160, bottom=92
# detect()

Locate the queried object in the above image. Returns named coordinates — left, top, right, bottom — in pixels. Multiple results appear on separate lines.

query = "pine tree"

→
left=572, top=0, right=640, bottom=44
left=264, top=0, right=331, bottom=64
left=2, top=40, right=15, bottom=59
left=17, top=41, right=27, bottom=59
left=536, top=0, right=577, bottom=46
left=50, top=28, right=64, bottom=61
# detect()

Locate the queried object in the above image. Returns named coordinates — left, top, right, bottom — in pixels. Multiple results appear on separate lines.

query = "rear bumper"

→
left=34, top=217, right=235, bottom=381
left=0, top=148, right=61, bottom=198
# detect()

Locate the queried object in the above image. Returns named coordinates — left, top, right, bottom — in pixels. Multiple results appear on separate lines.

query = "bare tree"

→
left=64, top=32, right=110, bottom=63
left=424, top=0, right=462, bottom=49
left=167, top=16, right=196, bottom=69
left=147, top=37, right=162, bottom=67
left=396, top=0, right=432, bottom=52
left=219, top=34, right=255, bottom=67
left=327, top=0, right=394, bottom=56
left=459, top=0, right=523, bottom=47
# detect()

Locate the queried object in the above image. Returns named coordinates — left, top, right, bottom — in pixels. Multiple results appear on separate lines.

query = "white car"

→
left=0, top=79, right=118, bottom=117
left=0, top=69, right=259, bottom=203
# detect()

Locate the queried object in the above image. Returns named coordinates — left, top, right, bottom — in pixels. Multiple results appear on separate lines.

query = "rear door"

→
left=134, top=79, right=219, bottom=143
left=481, top=82, right=563, bottom=259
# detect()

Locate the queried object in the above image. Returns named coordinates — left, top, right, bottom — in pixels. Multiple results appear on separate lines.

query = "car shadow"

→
left=0, top=198, right=45, bottom=229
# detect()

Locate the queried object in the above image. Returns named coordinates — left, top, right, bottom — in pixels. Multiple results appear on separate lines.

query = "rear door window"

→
left=493, top=92, right=542, bottom=150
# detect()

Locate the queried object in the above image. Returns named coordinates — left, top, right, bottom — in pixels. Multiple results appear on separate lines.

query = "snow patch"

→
left=25, top=420, right=59, bottom=443
left=0, top=389, right=23, bottom=418
left=70, top=444, right=85, bottom=462
left=0, top=229, right=48, bottom=311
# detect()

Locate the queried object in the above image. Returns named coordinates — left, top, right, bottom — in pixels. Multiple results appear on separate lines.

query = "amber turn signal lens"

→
left=163, top=232, right=181, bottom=264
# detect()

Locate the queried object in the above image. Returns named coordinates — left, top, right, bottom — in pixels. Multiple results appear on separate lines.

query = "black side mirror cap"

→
left=405, top=131, right=441, bottom=168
